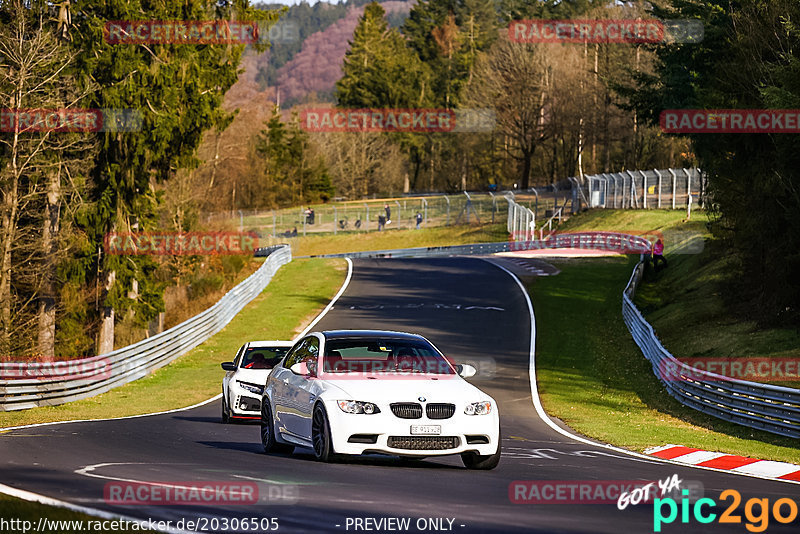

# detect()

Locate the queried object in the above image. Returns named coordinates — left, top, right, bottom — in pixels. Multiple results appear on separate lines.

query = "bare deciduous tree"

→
left=0, top=1, right=94, bottom=357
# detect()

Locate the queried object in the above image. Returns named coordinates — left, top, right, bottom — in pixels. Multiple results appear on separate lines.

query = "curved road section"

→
left=0, top=258, right=796, bottom=533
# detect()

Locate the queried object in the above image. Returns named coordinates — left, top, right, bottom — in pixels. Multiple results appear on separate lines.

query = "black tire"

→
left=221, top=394, right=230, bottom=424
left=311, top=404, right=336, bottom=462
left=461, top=431, right=501, bottom=470
left=261, top=399, right=294, bottom=454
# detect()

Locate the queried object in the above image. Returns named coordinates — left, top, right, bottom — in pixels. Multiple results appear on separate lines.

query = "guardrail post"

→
left=626, top=170, right=638, bottom=208
left=669, top=169, right=677, bottom=209
left=687, top=187, right=693, bottom=220
left=684, top=167, right=692, bottom=207
left=640, top=170, right=648, bottom=209
left=655, top=170, right=662, bottom=208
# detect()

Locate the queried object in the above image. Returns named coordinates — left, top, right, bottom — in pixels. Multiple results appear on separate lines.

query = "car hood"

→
left=233, top=368, right=272, bottom=385
left=321, top=375, right=491, bottom=404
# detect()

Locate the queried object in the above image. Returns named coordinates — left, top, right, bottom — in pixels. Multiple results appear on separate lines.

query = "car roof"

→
left=321, top=330, right=426, bottom=342
left=245, top=340, right=293, bottom=348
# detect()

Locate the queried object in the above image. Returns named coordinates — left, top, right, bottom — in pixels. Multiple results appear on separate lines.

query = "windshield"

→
left=240, top=347, right=289, bottom=369
left=322, top=338, right=455, bottom=375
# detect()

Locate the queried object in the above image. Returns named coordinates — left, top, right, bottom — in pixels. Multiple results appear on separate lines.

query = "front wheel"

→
left=261, top=399, right=294, bottom=454
left=311, top=404, right=336, bottom=462
left=461, top=430, right=501, bottom=470
left=221, top=393, right=230, bottom=424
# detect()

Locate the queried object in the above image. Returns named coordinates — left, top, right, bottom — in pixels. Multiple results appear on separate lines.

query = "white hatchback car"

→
left=260, top=330, right=501, bottom=469
left=221, top=341, right=293, bottom=423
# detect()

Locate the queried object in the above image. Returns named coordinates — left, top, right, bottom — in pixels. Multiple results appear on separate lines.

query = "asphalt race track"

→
left=1, top=258, right=797, bottom=533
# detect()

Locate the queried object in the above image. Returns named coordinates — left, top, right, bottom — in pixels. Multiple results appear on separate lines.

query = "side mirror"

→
left=221, top=362, right=236, bottom=371
left=290, top=362, right=310, bottom=376
left=456, top=363, right=477, bottom=378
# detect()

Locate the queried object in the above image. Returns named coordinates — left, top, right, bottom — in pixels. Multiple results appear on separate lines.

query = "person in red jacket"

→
left=652, top=238, right=667, bottom=272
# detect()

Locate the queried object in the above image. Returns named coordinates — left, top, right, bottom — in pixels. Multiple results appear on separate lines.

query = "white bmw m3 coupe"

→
left=260, top=330, right=501, bottom=469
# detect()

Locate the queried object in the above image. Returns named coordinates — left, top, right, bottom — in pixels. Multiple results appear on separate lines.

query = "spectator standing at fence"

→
left=384, top=203, right=391, bottom=224
left=378, top=214, right=386, bottom=231
left=652, top=238, right=667, bottom=271
left=415, top=211, right=423, bottom=229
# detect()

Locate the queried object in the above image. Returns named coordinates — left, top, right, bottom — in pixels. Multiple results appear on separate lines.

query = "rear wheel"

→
left=311, top=404, right=336, bottom=462
left=261, top=399, right=294, bottom=454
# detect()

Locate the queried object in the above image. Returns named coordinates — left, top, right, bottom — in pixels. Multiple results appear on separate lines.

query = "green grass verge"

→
left=0, top=258, right=346, bottom=429
left=556, top=208, right=691, bottom=233
left=287, top=223, right=508, bottom=257
left=634, top=238, right=800, bottom=389
left=531, top=209, right=799, bottom=462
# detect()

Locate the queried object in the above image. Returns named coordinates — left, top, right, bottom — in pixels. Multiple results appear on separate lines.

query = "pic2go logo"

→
left=653, top=489, right=799, bottom=533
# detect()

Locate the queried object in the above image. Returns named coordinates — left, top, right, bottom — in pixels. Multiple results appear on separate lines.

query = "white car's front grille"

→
left=388, top=436, right=460, bottom=450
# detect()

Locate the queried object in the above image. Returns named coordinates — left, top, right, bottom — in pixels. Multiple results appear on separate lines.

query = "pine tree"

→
left=67, top=0, right=280, bottom=353
left=336, top=2, right=432, bottom=109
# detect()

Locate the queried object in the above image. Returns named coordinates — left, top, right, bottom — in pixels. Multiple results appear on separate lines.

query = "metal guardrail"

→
left=623, top=260, right=800, bottom=439
left=302, top=232, right=654, bottom=260
left=303, top=242, right=514, bottom=259
left=0, top=246, right=292, bottom=411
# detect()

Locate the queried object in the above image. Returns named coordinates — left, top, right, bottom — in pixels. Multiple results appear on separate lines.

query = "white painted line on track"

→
left=0, top=482, right=196, bottom=534
left=480, top=258, right=800, bottom=485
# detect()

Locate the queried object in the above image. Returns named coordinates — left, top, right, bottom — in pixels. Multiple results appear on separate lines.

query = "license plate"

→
left=410, top=425, right=441, bottom=435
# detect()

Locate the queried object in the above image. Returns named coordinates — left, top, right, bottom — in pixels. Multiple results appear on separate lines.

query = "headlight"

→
left=236, top=380, right=263, bottom=395
left=337, top=400, right=380, bottom=414
left=464, top=401, right=492, bottom=415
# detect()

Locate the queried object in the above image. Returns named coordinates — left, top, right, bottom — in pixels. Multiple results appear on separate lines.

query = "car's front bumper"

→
left=324, top=401, right=500, bottom=457
left=229, top=389, right=262, bottom=419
